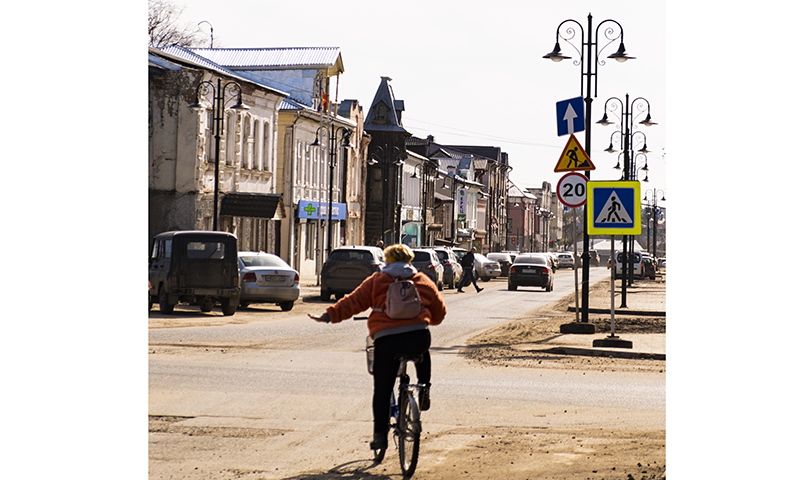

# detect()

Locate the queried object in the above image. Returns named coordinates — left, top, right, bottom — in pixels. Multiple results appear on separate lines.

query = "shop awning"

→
left=220, top=192, right=282, bottom=219
left=434, top=192, right=453, bottom=203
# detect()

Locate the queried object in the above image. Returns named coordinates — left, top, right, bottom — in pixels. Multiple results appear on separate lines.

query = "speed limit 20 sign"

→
left=557, top=172, right=588, bottom=208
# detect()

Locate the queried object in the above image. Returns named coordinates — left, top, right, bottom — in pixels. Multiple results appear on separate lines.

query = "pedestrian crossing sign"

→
left=587, top=181, right=641, bottom=235
left=554, top=134, right=595, bottom=172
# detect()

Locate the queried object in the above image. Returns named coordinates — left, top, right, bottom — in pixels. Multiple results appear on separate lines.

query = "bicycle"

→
left=366, top=336, right=423, bottom=477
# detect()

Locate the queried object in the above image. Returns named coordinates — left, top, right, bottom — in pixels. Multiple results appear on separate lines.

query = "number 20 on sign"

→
left=557, top=172, right=588, bottom=208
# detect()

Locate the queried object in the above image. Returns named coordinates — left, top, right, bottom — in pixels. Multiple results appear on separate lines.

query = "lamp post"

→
left=598, top=95, right=656, bottom=298
left=312, top=125, right=353, bottom=257
left=643, top=189, right=666, bottom=257
left=368, top=145, right=404, bottom=245
left=544, top=13, right=634, bottom=326
left=189, top=78, right=250, bottom=231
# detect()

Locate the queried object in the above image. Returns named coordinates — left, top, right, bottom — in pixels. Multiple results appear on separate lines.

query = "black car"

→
left=320, top=246, right=385, bottom=301
left=149, top=231, right=241, bottom=315
left=507, top=254, right=554, bottom=292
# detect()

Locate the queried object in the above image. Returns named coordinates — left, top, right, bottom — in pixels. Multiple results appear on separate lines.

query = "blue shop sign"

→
left=298, top=200, right=347, bottom=220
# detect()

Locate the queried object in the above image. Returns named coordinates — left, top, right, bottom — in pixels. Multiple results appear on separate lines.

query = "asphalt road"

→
left=149, top=266, right=665, bottom=479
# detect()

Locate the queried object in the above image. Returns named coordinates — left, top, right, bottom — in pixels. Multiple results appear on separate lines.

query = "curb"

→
left=567, top=306, right=666, bottom=317
left=539, top=346, right=666, bottom=361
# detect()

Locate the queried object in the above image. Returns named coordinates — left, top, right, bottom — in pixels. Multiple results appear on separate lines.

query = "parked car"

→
left=451, top=247, right=468, bottom=263
left=473, top=253, right=501, bottom=281
left=556, top=252, right=576, bottom=270
left=149, top=231, right=240, bottom=315
left=237, top=252, right=299, bottom=311
left=320, top=246, right=385, bottom=301
left=432, top=247, right=463, bottom=289
left=614, top=251, right=644, bottom=279
left=658, top=257, right=667, bottom=269
left=501, top=251, right=519, bottom=264
left=507, top=254, right=554, bottom=291
left=486, top=252, right=513, bottom=276
left=412, top=248, right=445, bottom=291
left=547, top=252, right=560, bottom=269
left=642, top=256, right=657, bottom=280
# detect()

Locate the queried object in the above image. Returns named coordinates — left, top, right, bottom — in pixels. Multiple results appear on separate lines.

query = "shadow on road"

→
left=280, top=457, right=395, bottom=479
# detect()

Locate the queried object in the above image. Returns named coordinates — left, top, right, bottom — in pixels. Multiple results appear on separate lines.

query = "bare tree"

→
left=148, top=0, right=209, bottom=48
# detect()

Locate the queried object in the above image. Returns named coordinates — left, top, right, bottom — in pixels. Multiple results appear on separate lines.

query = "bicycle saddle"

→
left=394, top=354, right=424, bottom=363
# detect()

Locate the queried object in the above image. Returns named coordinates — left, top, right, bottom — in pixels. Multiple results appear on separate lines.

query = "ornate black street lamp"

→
left=643, top=189, right=666, bottom=257
left=312, top=125, right=353, bottom=256
left=544, top=13, right=634, bottom=326
left=598, top=95, right=657, bottom=300
left=189, top=79, right=250, bottom=231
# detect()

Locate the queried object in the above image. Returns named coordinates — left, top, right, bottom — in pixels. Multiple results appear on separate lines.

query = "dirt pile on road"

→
left=463, top=277, right=666, bottom=374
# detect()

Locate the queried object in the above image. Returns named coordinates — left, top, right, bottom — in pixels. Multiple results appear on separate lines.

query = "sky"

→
left=178, top=0, right=668, bottom=203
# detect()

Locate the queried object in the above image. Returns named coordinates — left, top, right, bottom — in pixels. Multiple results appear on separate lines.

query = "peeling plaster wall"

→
left=149, top=61, right=287, bottom=254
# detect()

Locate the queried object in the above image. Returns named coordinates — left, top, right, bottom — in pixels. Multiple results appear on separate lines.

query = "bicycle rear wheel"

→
left=397, top=389, right=421, bottom=477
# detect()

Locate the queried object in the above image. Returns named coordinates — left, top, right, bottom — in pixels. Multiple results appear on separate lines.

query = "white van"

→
left=614, top=251, right=643, bottom=279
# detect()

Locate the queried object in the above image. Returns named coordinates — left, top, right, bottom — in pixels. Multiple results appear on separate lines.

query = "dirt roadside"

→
left=150, top=275, right=666, bottom=480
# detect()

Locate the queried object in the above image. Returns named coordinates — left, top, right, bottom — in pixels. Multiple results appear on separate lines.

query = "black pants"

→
left=372, top=329, right=431, bottom=435
left=458, top=267, right=480, bottom=291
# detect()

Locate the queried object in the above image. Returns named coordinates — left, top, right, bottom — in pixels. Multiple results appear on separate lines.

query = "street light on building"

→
left=311, top=125, right=353, bottom=256
left=188, top=79, right=250, bottom=231
left=544, top=13, right=634, bottom=327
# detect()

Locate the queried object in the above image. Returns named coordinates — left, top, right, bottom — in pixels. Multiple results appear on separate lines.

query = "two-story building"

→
left=157, top=46, right=368, bottom=282
left=149, top=46, right=288, bottom=253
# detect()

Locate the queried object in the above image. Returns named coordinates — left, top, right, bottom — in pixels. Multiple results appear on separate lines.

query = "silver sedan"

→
left=238, top=252, right=300, bottom=311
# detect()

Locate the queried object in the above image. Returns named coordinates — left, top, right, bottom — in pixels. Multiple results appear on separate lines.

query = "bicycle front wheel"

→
left=397, top=389, right=421, bottom=477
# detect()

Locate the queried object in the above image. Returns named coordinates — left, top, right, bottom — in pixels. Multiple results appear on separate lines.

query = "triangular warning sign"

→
left=595, top=190, right=632, bottom=224
left=554, top=134, right=595, bottom=172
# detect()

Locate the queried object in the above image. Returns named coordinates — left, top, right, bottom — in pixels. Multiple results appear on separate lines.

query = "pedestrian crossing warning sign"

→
left=587, top=181, right=641, bottom=235
left=554, top=134, right=595, bottom=172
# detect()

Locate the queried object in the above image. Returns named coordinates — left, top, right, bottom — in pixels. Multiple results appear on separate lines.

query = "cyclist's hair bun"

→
left=384, top=244, right=414, bottom=263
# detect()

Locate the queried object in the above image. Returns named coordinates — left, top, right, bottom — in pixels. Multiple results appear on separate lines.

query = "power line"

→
left=403, top=117, right=560, bottom=149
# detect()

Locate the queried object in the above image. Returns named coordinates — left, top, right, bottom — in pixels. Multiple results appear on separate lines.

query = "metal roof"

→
left=279, top=97, right=308, bottom=111
left=154, top=45, right=289, bottom=98
left=188, top=47, right=344, bottom=75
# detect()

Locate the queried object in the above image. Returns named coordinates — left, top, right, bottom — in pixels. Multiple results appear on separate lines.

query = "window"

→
left=240, top=254, right=289, bottom=268
left=305, top=223, right=316, bottom=260
left=244, top=115, right=253, bottom=169
left=186, top=241, right=226, bottom=260
left=225, top=111, right=237, bottom=166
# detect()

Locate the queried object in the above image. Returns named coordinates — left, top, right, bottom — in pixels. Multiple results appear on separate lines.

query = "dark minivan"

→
left=320, top=246, right=385, bottom=301
left=149, top=231, right=240, bottom=315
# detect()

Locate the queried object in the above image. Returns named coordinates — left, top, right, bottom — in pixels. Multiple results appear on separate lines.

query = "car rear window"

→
left=186, top=241, right=226, bottom=260
left=515, top=256, right=547, bottom=266
left=413, top=251, right=431, bottom=261
left=328, top=250, right=375, bottom=262
left=241, top=255, right=289, bottom=268
left=434, top=251, right=448, bottom=262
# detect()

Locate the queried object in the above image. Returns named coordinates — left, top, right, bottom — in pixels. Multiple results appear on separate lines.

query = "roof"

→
left=364, top=76, right=409, bottom=134
left=154, top=45, right=289, bottom=98
left=188, top=47, right=344, bottom=75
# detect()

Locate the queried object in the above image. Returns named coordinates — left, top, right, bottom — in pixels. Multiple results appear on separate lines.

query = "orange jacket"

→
left=325, top=271, right=447, bottom=339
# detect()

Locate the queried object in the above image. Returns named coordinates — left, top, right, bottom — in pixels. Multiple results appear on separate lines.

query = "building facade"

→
left=149, top=46, right=287, bottom=253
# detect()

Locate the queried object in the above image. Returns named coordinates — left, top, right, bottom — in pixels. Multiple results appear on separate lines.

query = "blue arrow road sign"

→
left=556, top=97, right=585, bottom=137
